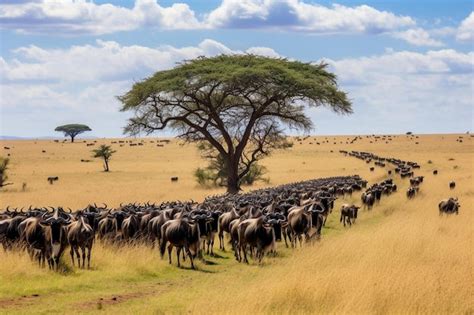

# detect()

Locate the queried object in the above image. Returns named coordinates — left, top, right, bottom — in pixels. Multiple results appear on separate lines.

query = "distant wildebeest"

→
left=47, top=176, right=59, bottom=184
left=171, top=177, right=179, bottom=182
left=410, top=176, right=424, bottom=186
left=340, top=204, right=360, bottom=227
left=433, top=170, right=438, bottom=175
left=439, top=197, right=460, bottom=215
left=369, top=167, right=374, bottom=171
left=406, top=186, right=419, bottom=199
left=449, top=181, right=456, bottom=189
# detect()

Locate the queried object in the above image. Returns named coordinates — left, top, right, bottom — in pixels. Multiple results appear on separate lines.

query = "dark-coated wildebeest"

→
left=160, top=218, right=200, bottom=269
left=148, top=208, right=179, bottom=247
left=237, top=217, right=275, bottom=264
left=42, top=210, right=70, bottom=270
left=406, top=186, right=419, bottom=199
left=439, top=197, right=460, bottom=215
left=285, top=203, right=322, bottom=248
left=218, top=208, right=239, bottom=251
left=67, top=212, right=94, bottom=268
left=122, top=212, right=140, bottom=242
left=361, top=192, right=375, bottom=210
left=47, top=176, right=59, bottom=184
left=449, top=181, right=456, bottom=189
left=433, top=170, right=438, bottom=175
left=340, top=204, right=360, bottom=227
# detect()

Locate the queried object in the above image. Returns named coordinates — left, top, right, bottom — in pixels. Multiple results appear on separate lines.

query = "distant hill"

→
left=0, top=135, right=28, bottom=140
left=0, top=135, right=99, bottom=140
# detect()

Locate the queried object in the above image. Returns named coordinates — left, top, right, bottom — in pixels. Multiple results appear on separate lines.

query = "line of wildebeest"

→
left=0, top=151, right=461, bottom=271
left=342, top=150, right=461, bottom=212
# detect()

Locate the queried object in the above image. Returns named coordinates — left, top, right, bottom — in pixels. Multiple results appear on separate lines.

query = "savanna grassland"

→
left=0, top=134, right=473, bottom=314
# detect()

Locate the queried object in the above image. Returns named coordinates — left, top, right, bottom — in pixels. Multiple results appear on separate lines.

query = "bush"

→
left=241, top=164, right=268, bottom=185
left=194, top=168, right=214, bottom=186
left=0, top=157, right=12, bottom=189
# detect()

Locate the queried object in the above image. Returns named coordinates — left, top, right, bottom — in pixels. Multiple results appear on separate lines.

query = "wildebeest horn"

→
left=103, top=203, right=108, bottom=209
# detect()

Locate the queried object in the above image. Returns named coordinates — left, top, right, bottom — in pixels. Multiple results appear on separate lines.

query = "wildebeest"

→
left=47, top=176, right=59, bottom=185
left=410, top=176, right=424, bottom=186
left=449, top=181, right=456, bottom=189
left=171, top=177, right=179, bottom=182
left=67, top=211, right=94, bottom=268
left=236, top=216, right=275, bottom=264
left=340, top=204, right=360, bottom=227
left=160, top=217, right=200, bottom=269
left=439, top=197, right=460, bottom=215
left=285, top=203, right=321, bottom=247
left=406, top=186, right=419, bottom=199
left=433, top=170, right=438, bottom=175
left=218, top=207, right=239, bottom=251
left=361, top=192, right=375, bottom=209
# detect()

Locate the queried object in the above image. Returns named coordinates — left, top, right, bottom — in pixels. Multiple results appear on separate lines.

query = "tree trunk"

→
left=226, top=157, right=240, bottom=194
left=104, top=158, right=109, bottom=172
left=71, top=135, right=75, bottom=143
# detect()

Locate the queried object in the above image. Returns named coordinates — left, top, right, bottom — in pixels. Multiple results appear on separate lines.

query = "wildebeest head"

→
left=41, top=213, right=70, bottom=246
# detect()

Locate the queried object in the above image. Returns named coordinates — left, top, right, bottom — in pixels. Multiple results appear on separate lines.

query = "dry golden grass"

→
left=0, top=134, right=473, bottom=314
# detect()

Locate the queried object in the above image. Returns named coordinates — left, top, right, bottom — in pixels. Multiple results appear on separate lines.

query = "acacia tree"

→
left=55, top=124, right=91, bottom=142
left=119, top=55, right=352, bottom=194
left=92, top=145, right=116, bottom=172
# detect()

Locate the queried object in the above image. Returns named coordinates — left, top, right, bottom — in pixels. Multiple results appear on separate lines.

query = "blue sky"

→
left=0, top=0, right=473, bottom=138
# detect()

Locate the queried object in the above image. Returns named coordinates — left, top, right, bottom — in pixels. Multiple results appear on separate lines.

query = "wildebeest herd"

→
left=1, top=175, right=369, bottom=270
left=0, top=151, right=462, bottom=271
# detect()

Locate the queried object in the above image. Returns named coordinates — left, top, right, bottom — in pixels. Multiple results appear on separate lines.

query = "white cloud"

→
left=1, top=39, right=236, bottom=83
left=1, top=39, right=472, bottom=137
left=457, top=12, right=474, bottom=42
left=317, top=49, right=473, bottom=133
left=392, top=28, right=444, bottom=47
left=205, top=0, right=415, bottom=33
left=0, top=0, right=418, bottom=36
left=0, top=0, right=201, bottom=34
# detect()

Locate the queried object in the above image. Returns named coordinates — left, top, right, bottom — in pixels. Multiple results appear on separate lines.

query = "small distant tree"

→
left=55, top=124, right=91, bottom=142
left=0, top=157, right=13, bottom=189
left=92, top=145, right=116, bottom=172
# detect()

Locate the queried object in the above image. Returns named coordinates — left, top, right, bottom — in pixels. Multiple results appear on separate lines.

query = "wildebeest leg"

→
left=81, top=245, right=86, bottom=269
left=185, top=247, right=195, bottom=269
left=176, top=247, right=182, bottom=268
left=219, top=231, right=225, bottom=251
left=234, top=241, right=240, bottom=261
left=242, top=244, right=249, bottom=264
left=209, top=234, right=215, bottom=256
left=87, top=245, right=92, bottom=269
left=283, top=230, right=289, bottom=248
left=74, top=246, right=81, bottom=268
left=70, top=247, right=75, bottom=267
left=167, top=244, right=173, bottom=265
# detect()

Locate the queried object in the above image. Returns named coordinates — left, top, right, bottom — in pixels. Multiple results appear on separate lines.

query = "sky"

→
left=0, top=0, right=473, bottom=138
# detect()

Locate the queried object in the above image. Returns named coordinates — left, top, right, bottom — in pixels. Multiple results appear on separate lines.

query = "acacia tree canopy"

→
left=119, top=54, right=352, bottom=193
left=55, top=124, right=91, bottom=142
